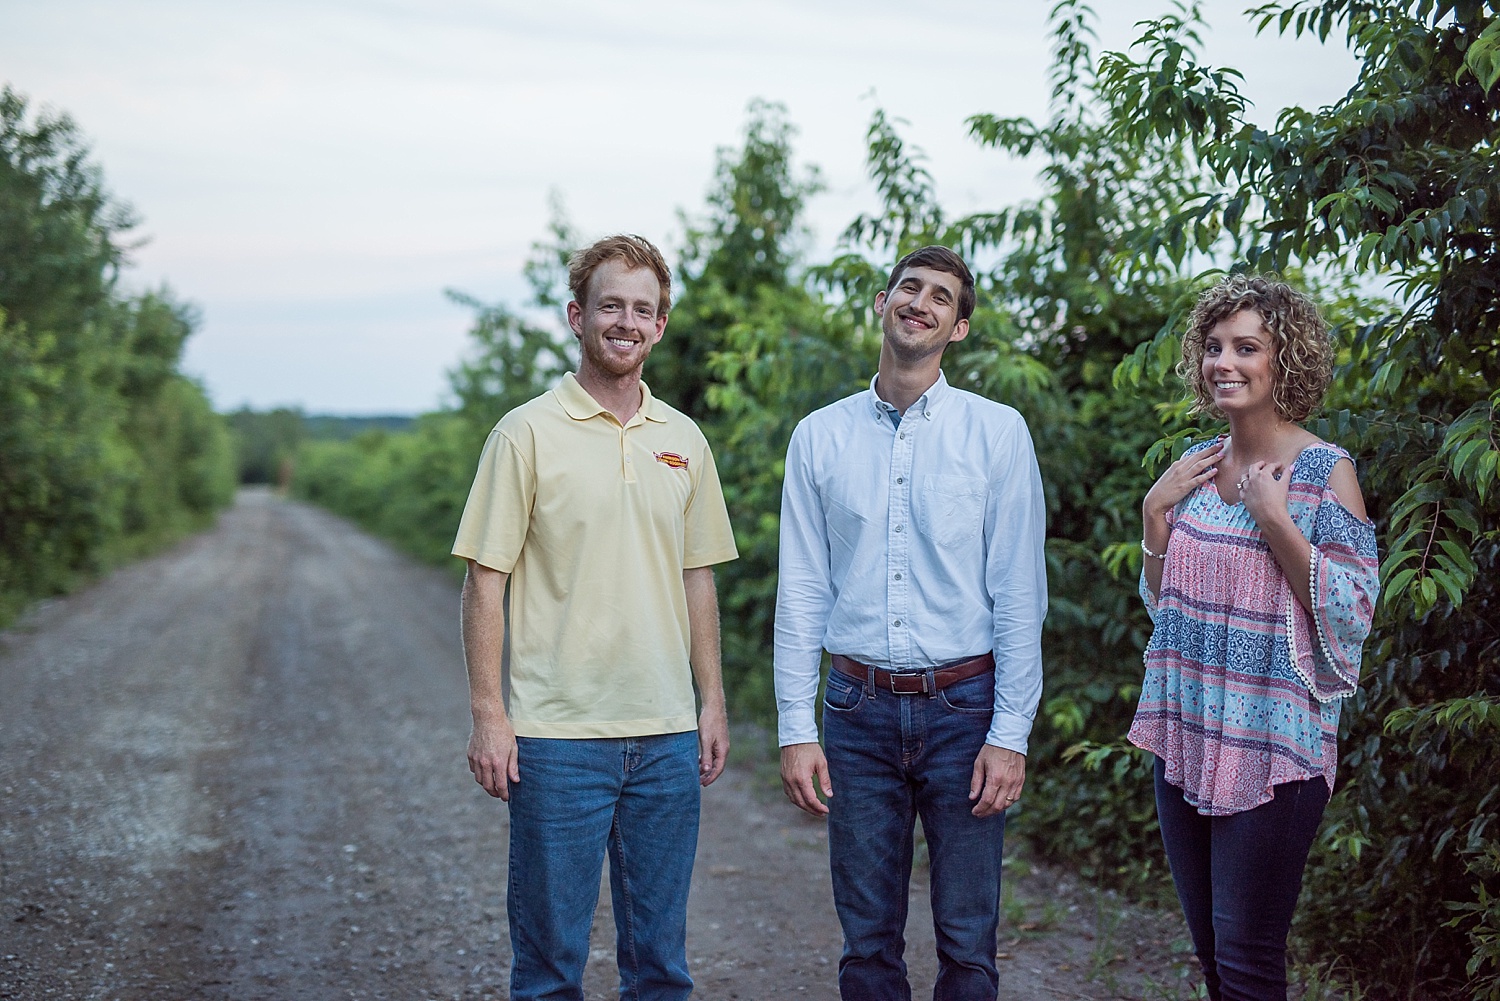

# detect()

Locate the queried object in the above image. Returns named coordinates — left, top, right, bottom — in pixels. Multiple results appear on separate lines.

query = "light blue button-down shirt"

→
left=773, top=372, right=1048, bottom=753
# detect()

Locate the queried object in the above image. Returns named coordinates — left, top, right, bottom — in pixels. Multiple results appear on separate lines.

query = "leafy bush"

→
left=0, top=89, right=234, bottom=625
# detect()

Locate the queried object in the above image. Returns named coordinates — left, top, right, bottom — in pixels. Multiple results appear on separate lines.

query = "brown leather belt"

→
left=830, top=653, right=994, bottom=695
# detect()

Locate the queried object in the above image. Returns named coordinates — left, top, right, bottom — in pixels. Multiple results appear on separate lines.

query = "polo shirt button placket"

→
left=621, top=428, right=636, bottom=483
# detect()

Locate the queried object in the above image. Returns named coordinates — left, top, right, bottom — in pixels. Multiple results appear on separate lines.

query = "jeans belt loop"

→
left=924, top=666, right=938, bottom=698
left=865, top=661, right=877, bottom=698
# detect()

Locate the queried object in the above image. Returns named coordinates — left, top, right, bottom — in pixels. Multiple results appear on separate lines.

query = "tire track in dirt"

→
left=1, top=490, right=1191, bottom=1000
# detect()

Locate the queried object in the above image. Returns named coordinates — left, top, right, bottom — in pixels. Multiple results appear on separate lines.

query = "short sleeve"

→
left=682, top=438, right=738, bottom=569
left=451, top=428, right=536, bottom=572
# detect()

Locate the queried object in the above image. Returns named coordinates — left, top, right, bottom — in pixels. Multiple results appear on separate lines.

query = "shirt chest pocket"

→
left=918, top=474, right=987, bottom=549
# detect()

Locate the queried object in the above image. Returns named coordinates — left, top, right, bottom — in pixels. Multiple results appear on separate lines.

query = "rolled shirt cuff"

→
left=985, top=711, right=1032, bottom=756
left=777, top=703, right=820, bottom=747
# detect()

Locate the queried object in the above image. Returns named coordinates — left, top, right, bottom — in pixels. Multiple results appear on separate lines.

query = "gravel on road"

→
left=1, top=490, right=1194, bottom=1000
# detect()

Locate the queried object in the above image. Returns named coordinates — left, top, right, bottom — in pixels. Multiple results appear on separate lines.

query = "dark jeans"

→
left=823, top=666, right=1007, bottom=1001
left=1154, top=757, right=1329, bottom=1001
left=506, top=733, right=700, bottom=1001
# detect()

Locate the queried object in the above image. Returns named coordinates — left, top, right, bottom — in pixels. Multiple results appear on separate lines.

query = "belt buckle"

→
left=888, top=671, right=928, bottom=695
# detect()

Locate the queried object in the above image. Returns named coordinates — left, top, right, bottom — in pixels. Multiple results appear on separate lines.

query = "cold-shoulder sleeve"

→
left=1289, top=488, right=1380, bottom=702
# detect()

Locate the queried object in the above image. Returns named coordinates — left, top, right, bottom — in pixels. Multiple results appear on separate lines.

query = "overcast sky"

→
left=2, top=1, right=1360, bottom=414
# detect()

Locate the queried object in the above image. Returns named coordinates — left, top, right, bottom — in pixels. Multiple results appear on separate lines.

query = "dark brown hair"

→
left=885, top=246, right=976, bottom=321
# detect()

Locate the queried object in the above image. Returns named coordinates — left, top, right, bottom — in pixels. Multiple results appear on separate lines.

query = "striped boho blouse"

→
left=1128, top=440, right=1380, bottom=817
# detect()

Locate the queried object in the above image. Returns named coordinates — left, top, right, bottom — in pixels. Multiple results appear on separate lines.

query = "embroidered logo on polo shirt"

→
left=654, top=451, right=689, bottom=470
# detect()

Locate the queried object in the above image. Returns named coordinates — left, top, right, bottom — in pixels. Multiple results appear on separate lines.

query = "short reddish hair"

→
left=567, top=235, right=672, bottom=316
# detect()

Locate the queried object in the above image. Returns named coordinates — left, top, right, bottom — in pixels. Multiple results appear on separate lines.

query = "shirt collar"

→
left=867, top=370, right=950, bottom=423
left=555, top=372, right=667, bottom=425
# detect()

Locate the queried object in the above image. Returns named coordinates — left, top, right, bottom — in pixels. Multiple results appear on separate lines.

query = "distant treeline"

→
left=227, top=408, right=415, bottom=486
left=289, top=5, right=1500, bottom=997
left=1, top=86, right=236, bottom=627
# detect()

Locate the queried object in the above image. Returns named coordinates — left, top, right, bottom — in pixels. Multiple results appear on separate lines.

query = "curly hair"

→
left=1178, top=274, right=1333, bottom=422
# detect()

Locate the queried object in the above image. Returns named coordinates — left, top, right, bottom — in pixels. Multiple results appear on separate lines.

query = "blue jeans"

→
left=1154, top=757, right=1329, bottom=1001
left=507, top=732, right=700, bottom=1001
left=823, top=666, right=1007, bottom=1001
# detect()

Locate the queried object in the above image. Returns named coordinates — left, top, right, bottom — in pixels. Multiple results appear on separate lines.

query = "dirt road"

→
left=1, top=491, right=1192, bottom=1000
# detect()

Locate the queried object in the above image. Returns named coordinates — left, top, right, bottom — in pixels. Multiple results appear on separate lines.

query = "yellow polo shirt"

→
left=452, top=373, right=738, bottom=738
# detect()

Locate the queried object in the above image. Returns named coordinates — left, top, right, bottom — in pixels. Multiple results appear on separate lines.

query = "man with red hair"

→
left=454, top=234, right=737, bottom=1001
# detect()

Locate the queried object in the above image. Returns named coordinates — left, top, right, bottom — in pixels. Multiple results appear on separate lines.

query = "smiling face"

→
left=567, top=257, right=668, bottom=382
left=873, top=265, right=970, bottom=364
left=1202, top=309, right=1277, bottom=418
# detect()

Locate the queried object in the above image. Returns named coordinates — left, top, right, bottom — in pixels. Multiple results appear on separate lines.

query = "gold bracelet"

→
left=1141, top=540, right=1167, bottom=560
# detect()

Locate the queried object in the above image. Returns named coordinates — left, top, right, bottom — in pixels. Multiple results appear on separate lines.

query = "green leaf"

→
left=1386, top=567, right=1419, bottom=598
left=1429, top=568, right=1464, bottom=608
left=1450, top=438, right=1488, bottom=480
left=1460, top=19, right=1500, bottom=90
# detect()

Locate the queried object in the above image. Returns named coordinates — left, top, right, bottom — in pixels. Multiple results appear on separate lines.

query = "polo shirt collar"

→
left=867, top=370, right=951, bottom=423
left=555, top=372, right=668, bottom=424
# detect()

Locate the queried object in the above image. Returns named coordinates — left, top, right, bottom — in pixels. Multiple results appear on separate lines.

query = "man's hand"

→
left=467, top=716, right=520, bottom=801
left=969, top=744, right=1025, bottom=818
left=698, top=702, right=730, bottom=786
left=461, top=562, right=514, bottom=800
left=780, top=742, right=832, bottom=817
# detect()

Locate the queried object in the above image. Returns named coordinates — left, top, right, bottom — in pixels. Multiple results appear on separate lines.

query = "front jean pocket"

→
left=938, top=673, right=994, bottom=714
left=823, top=670, right=867, bottom=713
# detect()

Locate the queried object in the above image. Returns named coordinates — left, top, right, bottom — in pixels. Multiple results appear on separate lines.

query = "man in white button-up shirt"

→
left=775, top=246, right=1047, bottom=1000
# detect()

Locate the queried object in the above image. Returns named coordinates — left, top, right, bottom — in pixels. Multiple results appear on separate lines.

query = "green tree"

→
left=0, top=87, right=233, bottom=625
left=958, top=1, right=1205, bottom=885
left=296, top=206, right=582, bottom=565
left=228, top=406, right=306, bottom=485
left=659, top=99, right=829, bottom=425
left=295, top=414, right=477, bottom=566
left=111, top=290, right=235, bottom=545
left=1099, top=1, right=1500, bottom=993
left=1, top=87, right=134, bottom=606
left=447, top=202, right=577, bottom=435
left=674, top=101, right=864, bottom=713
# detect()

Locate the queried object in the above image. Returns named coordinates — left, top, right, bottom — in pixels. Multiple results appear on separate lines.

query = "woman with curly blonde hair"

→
left=1128, top=275, right=1380, bottom=1000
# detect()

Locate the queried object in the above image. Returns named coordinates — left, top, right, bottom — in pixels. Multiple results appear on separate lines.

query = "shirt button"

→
left=894, top=573, right=902, bottom=580
left=625, top=456, right=632, bottom=462
left=899, top=432, right=906, bottom=439
left=896, top=477, right=904, bottom=485
left=894, top=525, right=903, bottom=532
left=893, top=619, right=901, bottom=627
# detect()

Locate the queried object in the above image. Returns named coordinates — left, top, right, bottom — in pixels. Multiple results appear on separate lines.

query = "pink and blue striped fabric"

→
left=1128, top=441, right=1380, bottom=816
